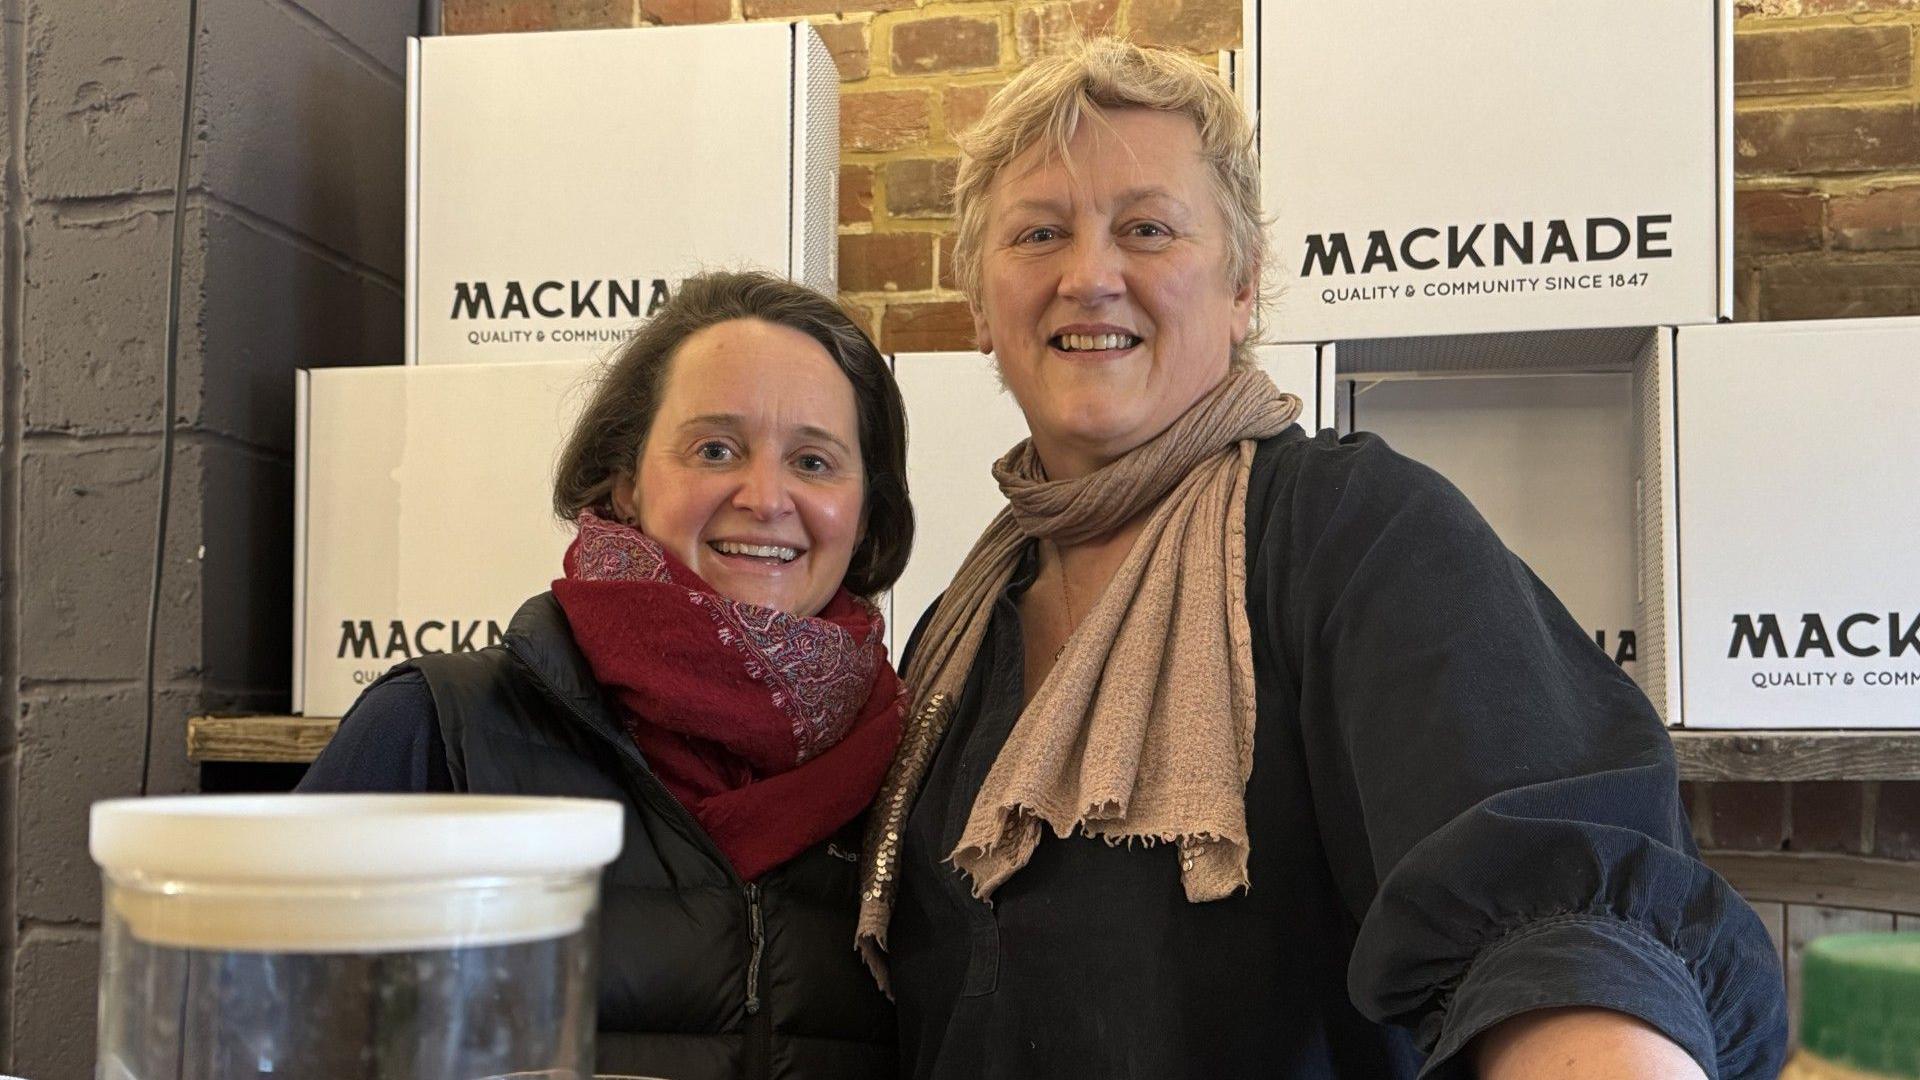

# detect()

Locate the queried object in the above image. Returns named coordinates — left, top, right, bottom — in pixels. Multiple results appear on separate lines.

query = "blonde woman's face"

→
left=971, top=107, right=1255, bottom=480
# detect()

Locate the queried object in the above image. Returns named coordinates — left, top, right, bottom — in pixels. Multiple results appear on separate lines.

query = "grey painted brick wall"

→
left=2, top=0, right=410, bottom=1073
left=1, top=0, right=20, bottom=1058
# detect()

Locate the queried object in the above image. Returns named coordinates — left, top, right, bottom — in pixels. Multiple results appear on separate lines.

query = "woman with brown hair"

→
left=860, top=38, right=1786, bottom=1080
left=301, top=270, right=910, bottom=1080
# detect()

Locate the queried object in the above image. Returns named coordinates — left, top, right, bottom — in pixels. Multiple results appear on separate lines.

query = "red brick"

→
left=813, top=20, right=871, bottom=81
left=1131, top=0, right=1241, bottom=53
left=944, top=82, right=1007, bottom=140
left=937, top=232, right=958, bottom=291
left=1829, top=185, right=1920, bottom=251
left=1735, top=26, right=1911, bottom=96
left=1738, top=0, right=1920, bottom=16
left=1707, top=782, right=1788, bottom=851
left=1735, top=103, right=1920, bottom=176
left=1873, top=781, right=1920, bottom=860
left=443, top=0, right=633, bottom=32
left=882, top=300, right=977, bottom=351
left=839, top=232, right=934, bottom=293
left=841, top=164, right=875, bottom=226
left=641, top=0, right=730, bottom=23
left=1016, top=0, right=1119, bottom=63
left=744, top=0, right=911, bottom=19
left=1735, top=188, right=1824, bottom=255
left=842, top=90, right=931, bottom=152
left=891, top=16, right=1000, bottom=75
left=884, top=157, right=958, bottom=218
left=834, top=299, right=883, bottom=342
left=1680, top=782, right=1714, bottom=848
left=1788, top=782, right=1867, bottom=854
left=1757, top=257, right=1920, bottom=320
left=1734, top=263, right=1760, bottom=322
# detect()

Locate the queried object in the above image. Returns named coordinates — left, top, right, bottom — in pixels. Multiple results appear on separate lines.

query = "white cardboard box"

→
left=889, top=345, right=1333, bottom=655
left=294, top=343, right=1332, bottom=713
left=1255, top=0, right=1731, bottom=342
left=1665, top=318, right=1920, bottom=729
left=1335, top=330, right=1673, bottom=701
left=294, top=361, right=595, bottom=715
left=407, top=23, right=838, bottom=365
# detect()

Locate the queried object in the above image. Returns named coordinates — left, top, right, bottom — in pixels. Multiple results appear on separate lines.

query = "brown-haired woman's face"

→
left=611, top=318, right=866, bottom=617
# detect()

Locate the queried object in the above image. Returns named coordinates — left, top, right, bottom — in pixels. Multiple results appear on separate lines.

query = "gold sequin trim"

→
left=859, top=692, right=955, bottom=906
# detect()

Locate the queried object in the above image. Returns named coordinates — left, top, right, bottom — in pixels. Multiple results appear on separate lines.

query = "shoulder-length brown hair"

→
left=552, top=270, right=913, bottom=597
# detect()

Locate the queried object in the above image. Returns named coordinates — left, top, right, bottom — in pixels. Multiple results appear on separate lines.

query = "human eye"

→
left=793, top=451, right=835, bottom=475
left=694, top=440, right=736, bottom=463
left=1015, top=224, right=1064, bottom=245
left=1124, top=219, right=1173, bottom=240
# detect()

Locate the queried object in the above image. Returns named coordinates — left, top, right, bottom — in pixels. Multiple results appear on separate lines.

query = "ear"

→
left=971, top=297, right=993, bottom=356
left=1229, top=260, right=1259, bottom=346
left=608, top=472, right=640, bottom=526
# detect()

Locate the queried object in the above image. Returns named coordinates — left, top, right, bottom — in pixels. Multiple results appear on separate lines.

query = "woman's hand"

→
left=1474, top=1007, right=1707, bottom=1080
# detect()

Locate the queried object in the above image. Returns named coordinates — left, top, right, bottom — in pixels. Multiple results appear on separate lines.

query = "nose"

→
left=731, top=456, right=795, bottom=520
left=1057, top=233, right=1124, bottom=307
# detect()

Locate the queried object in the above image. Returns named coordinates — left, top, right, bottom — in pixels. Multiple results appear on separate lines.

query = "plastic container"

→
left=89, top=795, right=623, bottom=1080
left=1781, top=933, right=1920, bottom=1080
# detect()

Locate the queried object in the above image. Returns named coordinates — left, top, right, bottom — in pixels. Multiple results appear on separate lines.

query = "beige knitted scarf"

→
left=857, top=367, right=1301, bottom=986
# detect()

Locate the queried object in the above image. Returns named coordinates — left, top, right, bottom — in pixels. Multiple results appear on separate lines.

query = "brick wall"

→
left=1734, top=0, right=1920, bottom=319
left=0, top=0, right=408, bottom=1073
left=447, top=1, right=1920, bottom=341
left=1686, top=781, right=1920, bottom=860
left=444, top=0, right=1238, bottom=351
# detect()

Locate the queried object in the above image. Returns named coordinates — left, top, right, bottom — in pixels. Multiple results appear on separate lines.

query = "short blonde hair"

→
left=950, top=37, right=1267, bottom=343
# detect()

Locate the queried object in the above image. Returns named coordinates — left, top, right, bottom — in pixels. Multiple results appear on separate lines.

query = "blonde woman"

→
left=857, top=39, right=1786, bottom=1080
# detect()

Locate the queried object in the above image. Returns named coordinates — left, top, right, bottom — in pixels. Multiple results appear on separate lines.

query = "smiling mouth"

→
left=1050, top=332, right=1143, bottom=353
left=709, top=540, right=801, bottom=565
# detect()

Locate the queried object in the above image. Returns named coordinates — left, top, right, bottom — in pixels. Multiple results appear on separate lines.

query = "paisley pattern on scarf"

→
left=571, top=511, right=669, bottom=581
left=570, top=509, right=880, bottom=767
left=688, top=594, right=878, bottom=764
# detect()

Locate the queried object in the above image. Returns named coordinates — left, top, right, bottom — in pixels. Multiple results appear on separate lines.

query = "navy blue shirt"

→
left=300, top=671, right=453, bottom=793
left=888, top=429, right=1786, bottom=1080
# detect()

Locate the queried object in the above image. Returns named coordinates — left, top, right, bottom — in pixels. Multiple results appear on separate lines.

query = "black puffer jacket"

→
left=345, top=593, right=897, bottom=1080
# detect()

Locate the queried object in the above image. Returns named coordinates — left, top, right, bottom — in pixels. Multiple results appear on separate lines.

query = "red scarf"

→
left=551, top=511, right=904, bottom=881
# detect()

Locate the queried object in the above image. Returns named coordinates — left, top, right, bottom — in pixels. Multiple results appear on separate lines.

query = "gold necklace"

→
left=1050, top=538, right=1078, bottom=661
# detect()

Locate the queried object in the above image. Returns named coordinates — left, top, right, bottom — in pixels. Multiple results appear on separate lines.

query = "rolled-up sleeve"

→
left=1266, top=433, right=1787, bottom=1080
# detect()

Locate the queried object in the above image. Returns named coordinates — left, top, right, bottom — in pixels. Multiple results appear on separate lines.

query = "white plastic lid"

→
left=92, top=795, right=623, bottom=883
left=89, top=795, right=625, bottom=952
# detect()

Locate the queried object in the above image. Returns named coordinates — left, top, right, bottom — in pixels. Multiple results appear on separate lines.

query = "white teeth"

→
left=712, top=541, right=799, bottom=562
left=1056, top=333, right=1138, bottom=352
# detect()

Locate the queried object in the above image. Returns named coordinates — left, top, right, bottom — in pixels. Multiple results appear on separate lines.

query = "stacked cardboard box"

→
left=296, top=8, right=1918, bottom=728
left=1253, top=0, right=1916, bottom=727
left=295, top=23, right=839, bottom=715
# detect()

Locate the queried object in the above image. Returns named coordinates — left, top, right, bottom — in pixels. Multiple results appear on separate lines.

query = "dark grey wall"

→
left=1, top=0, right=410, bottom=1073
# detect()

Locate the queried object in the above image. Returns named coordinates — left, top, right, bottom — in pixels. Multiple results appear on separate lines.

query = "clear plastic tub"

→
left=89, top=795, right=623, bottom=1080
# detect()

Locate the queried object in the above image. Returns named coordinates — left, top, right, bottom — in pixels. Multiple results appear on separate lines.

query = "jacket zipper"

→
left=506, top=641, right=774, bottom=1035
left=743, top=881, right=773, bottom=1080
left=744, top=883, right=766, bottom=1014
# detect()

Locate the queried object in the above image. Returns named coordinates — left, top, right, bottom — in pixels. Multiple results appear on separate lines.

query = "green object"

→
left=1801, top=933, right=1920, bottom=1079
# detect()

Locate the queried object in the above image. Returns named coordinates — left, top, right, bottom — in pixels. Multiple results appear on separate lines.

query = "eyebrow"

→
left=1004, top=186, right=1185, bottom=218
left=677, top=413, right=853, bottom=454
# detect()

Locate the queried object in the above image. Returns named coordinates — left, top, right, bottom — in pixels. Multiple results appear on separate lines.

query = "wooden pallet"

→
left=187, top=715, right=341, bottom=764
left=189, top=715, right=1920, bottom=781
